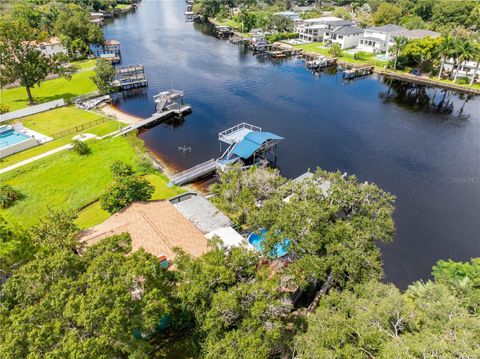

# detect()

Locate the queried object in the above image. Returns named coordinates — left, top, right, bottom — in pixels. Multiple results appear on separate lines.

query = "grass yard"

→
left=295, top=43, right=388, bottom=68
left=19, top=106, right=111, bottom=136
left=0, top=60, right=97, bottom=111
left=115, top=4, right=132, bottom=10
left=0, top=135, right=184, bottom=229
left=0, top=116, right=123, bottom=169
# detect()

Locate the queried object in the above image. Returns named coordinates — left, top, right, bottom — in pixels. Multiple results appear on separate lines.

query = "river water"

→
left=104, top=0, right=480, bottom=288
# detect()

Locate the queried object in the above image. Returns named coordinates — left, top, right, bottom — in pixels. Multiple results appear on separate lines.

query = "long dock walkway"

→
left=169, top=159, right=217, bottom=186
left=113, top=105, right=191, bottom=137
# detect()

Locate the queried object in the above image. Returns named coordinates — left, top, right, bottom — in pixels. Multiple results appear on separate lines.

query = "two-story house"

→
left=296, top=16, right=343, bottom=42
left=323, top=20, right=363, bottom=49
left=357, top=25, right=406, bottom=54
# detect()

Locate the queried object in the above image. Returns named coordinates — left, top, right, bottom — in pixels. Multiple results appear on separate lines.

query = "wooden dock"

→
left=343, top=66, right=374, bottom=79
left=112, top=64, right=148, bottom=90
left=113, top=105, right=192, bottom=137
left=169, top=159, right=218, bottom=186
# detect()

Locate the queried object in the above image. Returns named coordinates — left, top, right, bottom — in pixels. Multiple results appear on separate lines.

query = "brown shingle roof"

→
left=80, top=201, right=208, bottom=259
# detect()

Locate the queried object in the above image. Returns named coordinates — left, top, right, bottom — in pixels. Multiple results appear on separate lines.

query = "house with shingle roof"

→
left=357, top=25, right=406, bottom=54
left=324, top=24, right=364, bottom=49
left=80, top=200, right=209, bottom=261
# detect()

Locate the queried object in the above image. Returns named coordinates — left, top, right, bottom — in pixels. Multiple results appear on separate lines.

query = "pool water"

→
left=248, top=229, right=290, bottom=258
left=375, top=54, right=391, bottom=61
left=0, top=129, right=31, bottom=149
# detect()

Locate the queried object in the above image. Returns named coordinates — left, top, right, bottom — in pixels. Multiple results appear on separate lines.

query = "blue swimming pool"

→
left=248, top=229, right=290, bottom=258
left=0, top=127, right=31, bottom=149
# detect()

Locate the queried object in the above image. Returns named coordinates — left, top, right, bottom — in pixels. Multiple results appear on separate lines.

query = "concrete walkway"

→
left=0, top=145, right=70, bottom=174
left=0, top=134, right=97, bottom=175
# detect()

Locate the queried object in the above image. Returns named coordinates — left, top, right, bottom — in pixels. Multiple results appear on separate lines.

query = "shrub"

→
left=100, top=176, right=154, bottom=214
left=0, top=184, right=22, bottom=208
left=137, top=156, right=155, bottom=175
left=456, top=77, right=470, bottom=85
left=329, top=43, right=343, bottom=57
left=111, top=161, right=134, bottom=179
left=0, top=104, right=10, bottom=114
left=72, top=140, right=90, bottom=155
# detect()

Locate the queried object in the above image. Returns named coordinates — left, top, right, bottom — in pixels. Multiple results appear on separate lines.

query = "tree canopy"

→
left=0, top=219, right=175, bottom=358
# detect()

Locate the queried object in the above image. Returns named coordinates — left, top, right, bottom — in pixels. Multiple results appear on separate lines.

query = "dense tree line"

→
left=1, top=165, right=478, bottom=357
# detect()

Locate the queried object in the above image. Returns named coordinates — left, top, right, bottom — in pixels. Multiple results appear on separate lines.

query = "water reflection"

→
left=379, top=78, right=473, bottom=119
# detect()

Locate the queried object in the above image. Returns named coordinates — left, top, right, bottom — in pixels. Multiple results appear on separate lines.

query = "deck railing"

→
left=170, top=159, right=217, bottom=185
left=218, top=122, right=262, bottom=142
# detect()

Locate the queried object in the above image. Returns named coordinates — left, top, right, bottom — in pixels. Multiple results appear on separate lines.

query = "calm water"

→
left=105, top=0, right=480, bottom=288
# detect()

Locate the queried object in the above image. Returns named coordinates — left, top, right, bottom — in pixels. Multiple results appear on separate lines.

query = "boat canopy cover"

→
left=231, top=131, right=283, bottom=159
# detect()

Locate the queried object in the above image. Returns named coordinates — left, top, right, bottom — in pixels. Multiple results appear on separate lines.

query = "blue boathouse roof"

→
left=231, top=131, right=284, bottom=159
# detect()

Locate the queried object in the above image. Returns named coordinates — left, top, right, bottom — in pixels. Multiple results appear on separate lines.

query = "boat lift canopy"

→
left=231, top=131, right=284, bottom=159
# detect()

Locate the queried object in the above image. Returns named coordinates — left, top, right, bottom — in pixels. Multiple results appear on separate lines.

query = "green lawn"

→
left=0, top=135, right=184, bottom=229
left=0, top=118, right=123, bottom=169
left=296, top=43, right=388, bottom=68
left=115, top=4, right=132, bottom=10
left=19, top=106, right=110, bottom=136
left=0, top=60, right=97, bottom=111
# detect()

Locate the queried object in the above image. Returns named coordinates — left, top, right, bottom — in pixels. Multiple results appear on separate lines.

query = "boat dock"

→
left=113, top=90, right=191, bottom=137
left=343, top=66, right=374, bottom=79
left=170, top=159, right=218, bottom=186
left=168, top=123, right=284, bottom=186
left=111, top=64, right=148, bottom=90
left=305, top=56, right=337, bottom=70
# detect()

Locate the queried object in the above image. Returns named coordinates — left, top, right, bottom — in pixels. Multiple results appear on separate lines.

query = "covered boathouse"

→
left=217, top=123, right=284, bottom=169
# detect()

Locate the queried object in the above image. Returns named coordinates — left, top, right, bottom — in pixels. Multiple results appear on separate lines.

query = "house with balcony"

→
left=324, top=22, right=364, bottom=50
left=357, top=24, right=406, bottom=54
left=296, top=16, right=343, bottom=42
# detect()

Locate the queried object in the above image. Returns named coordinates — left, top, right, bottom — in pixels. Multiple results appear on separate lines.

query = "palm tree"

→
left=454, top=39, right=475, bottom=83
left=391, top=36, right=408, bottom=70
left=469, top=42, right=480, bottom=86
left=437, top=35, right=458, bottom=79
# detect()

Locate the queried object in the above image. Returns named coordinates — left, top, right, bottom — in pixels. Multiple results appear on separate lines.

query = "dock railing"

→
left=218, top=123, right=262, bottom=143
left=170, top=158, right=217, bottom=185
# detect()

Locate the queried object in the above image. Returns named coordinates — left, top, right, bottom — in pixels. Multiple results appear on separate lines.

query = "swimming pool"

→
left=248, top=229, right=290, bottom=258
left=0, top=127, right=31, bottom=149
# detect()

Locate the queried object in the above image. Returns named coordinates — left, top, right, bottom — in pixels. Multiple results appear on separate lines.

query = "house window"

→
left=338, top=35, right=343, bottom=39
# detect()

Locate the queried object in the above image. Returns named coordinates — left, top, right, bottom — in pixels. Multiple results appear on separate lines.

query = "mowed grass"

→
left=0, top=60, right=97, bottom=111
left=0, top=120, right=123, bottom=169
left=20, top=106, right=111, bottom=136
left=295, top=43, right=388, bottom=68
left=1, top=134, right=185, bottom=229
left=0, top=137, right=139, bottom=228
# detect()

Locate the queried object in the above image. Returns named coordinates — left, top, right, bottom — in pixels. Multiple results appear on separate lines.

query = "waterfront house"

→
left=324, top=22, right=364, bottom=50
left=390, top=29, right=440, bottom=41
left=80, top=201, right=209, bottom=261
left=443, top=59, right=480, bottom=82
left=296, top=16, right=343, bottom=42
left=357, top=24, right=406, bottom=54
left=35, top=37, right=68, bottom=57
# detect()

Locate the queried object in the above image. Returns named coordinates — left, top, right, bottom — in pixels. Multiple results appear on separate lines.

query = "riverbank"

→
left=98, top=103, right=143, bottom=124
left=294, top=43, right=480, bottom=95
